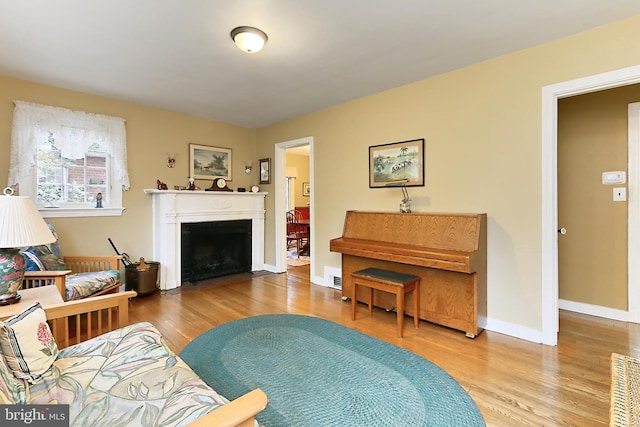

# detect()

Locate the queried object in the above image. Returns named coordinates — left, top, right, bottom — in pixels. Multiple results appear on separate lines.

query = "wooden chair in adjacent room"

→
left=286, top=210, right=309, bottom=258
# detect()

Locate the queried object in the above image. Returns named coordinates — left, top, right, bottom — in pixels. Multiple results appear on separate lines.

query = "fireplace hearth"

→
left=181, top=220, right=252, bottom=284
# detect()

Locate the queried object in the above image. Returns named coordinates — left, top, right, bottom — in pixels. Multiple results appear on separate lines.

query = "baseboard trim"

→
left=558, top=299, right=629, bottom=322
left=483, top=318, right=544, bottom=344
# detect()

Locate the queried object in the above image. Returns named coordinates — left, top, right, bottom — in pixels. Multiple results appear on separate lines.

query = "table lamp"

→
left=0, top=187, right=55, bottom=305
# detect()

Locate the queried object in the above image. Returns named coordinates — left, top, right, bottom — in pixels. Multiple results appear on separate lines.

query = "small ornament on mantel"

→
left=156, top=179, right=168, bottom=190
left=187, top=177, right=196, bottom=190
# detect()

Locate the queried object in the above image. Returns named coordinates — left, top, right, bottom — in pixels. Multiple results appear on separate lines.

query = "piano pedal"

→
left=465, top=332, right=477, bottom=339
left=385, top=307, right=396, bottom=312
left=341, top=296, right=350, bottom=301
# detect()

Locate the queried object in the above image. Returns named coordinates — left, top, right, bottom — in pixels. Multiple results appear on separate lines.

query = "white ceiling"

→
left=1, top=1, right=639, bottom=128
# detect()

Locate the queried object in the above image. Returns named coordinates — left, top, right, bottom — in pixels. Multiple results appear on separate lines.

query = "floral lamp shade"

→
left=0, top=188, right=55, bottom=305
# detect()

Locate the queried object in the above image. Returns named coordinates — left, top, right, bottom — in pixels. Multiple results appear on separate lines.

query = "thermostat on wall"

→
left=602, top=171, right=626, bottom=185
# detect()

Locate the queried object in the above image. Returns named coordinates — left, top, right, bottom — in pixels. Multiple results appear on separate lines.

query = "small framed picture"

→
left=259, top=158, right=271, bottom=184
left=303, top=182, right=310, bottom=196
left=190, top=144, right=232, bottom=180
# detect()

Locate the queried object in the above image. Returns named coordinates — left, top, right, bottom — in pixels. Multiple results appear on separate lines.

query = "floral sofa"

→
left=21, top=223, right=122, bottom=301
left=0, top=292, right=267, bottom=426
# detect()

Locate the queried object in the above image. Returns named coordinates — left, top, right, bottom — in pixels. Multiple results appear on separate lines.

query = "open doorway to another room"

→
left=542, top=65, right=640, bottom=345
left=285, top=145, right=311, bottom=271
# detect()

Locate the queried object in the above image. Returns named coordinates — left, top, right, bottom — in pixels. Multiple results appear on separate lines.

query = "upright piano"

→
left=330, top=211, right=487, bottom=337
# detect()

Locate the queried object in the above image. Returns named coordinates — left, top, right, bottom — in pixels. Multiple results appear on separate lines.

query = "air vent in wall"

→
left=330, top=275, right=342, bottom=290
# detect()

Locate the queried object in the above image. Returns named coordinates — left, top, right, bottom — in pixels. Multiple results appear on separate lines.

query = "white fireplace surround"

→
left=144, top=189, right=267, bottom=290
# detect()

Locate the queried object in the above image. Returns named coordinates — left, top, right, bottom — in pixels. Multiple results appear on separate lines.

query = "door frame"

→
left=274, top=136, right=314, bottom=273
left=628, top=102, right=640, bottom=323
left=542, top=65, right=640, bottom=345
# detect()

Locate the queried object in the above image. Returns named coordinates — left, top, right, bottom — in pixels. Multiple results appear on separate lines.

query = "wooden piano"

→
left=330, top=211, right=487, bottom=338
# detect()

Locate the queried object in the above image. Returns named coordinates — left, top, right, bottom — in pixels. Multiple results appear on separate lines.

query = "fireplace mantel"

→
left=144, top=189, right=267, bottom=290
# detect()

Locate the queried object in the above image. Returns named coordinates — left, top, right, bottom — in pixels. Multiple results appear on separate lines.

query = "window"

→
left=8, top=101, right=129, bottom=218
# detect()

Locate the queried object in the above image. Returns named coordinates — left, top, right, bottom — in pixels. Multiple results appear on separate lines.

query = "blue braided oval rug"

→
left=180, top=314, right=485, bottom=427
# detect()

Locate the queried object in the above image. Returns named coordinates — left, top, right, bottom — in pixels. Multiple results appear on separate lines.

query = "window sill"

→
left=39, top=207, right=125, bottom=218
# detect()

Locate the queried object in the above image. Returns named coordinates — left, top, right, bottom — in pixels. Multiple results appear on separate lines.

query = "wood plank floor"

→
left=128, top=265, right=639, bottom=426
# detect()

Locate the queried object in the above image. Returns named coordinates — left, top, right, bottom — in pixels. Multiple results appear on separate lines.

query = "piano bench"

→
left=351, top=268, right=420, bottom=338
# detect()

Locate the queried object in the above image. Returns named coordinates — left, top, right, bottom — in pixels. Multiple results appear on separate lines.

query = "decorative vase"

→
left=0, top=249, right=25, bottom=305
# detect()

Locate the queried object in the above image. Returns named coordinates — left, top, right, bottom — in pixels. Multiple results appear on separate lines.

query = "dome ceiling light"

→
left=230, top=26, right=268, bottom=53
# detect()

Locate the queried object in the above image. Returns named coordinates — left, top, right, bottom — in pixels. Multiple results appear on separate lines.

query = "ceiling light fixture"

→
left=230, top=26, right=268, bottom=53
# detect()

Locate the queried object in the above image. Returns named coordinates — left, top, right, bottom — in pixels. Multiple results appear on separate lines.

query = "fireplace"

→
left=144, top=189, right=266, bottom=290
left=181, top=219, right=252, bottom=284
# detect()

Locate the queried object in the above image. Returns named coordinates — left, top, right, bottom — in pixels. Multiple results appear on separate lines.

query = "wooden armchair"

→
left=23, top=255, right=122, bottom=301
left=41, top=290, right=267, bottom=427
left=46, top=289, right=135, bottom=348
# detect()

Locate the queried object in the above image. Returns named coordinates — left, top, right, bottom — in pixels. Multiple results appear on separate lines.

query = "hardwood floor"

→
left=128, top=265, right=636, bottom=426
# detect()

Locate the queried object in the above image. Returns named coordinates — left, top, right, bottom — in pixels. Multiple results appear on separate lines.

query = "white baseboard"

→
left=559, top=298, right=629, bottom=322
left=261, top=264, right=281, bottom=273
left=483, top=317, right=544, bottom=344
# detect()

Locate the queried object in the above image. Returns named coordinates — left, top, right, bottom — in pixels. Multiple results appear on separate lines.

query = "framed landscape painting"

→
left=190, top=144, right=232, bottom=180
left=369, top=138, right=425, bottom=188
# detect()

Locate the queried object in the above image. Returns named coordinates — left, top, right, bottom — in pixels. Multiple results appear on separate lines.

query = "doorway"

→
left=557, top=92, right=640, bottom=321
left=285, top=145, right=311, bottom=269
left=542, top=65, right=640, bottom=345
left=274, top=136, right=314, bottom=274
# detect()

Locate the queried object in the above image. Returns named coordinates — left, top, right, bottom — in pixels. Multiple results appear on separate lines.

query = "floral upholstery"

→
left=20, top=223, right=121, bottom=300
left=21, top=223, right=66, bottom=271
left=0, top=352, right=26, bottom=404
left=24, top=322, right=226, bottom=426
left=0, top=302, right=59, bottom=383
left=65, top=270, right=120, bottom=301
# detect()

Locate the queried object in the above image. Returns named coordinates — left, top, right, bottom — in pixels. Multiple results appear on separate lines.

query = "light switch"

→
left=613, top=187, right=627, bottom=201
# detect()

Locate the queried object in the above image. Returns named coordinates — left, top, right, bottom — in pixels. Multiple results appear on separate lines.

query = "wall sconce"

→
left=167, top=152, right=176, bottom=168
left=245, top=161, right=253, bottom=174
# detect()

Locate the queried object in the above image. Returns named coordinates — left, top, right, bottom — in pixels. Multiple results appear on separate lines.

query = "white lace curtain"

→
left=8, top=101, right=130, bottom=190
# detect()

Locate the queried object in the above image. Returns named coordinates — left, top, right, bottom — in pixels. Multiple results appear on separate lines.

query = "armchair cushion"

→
left=20, top=223, right=66, bottom=272
left=0, top=352, right=26, bottom=404
left=65, top=270, right=120, bottom=301
left=0, top=302, right=59, bottom=384
left=28, top=322, right=226, bottom=426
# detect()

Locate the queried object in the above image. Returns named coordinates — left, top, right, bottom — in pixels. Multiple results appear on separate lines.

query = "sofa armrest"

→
left=186, top=388, right=268, bottom=427
left=45, top=290, right=137, bottom=348
left=64, top=255, right=121, bottom=273
left=23, top=270, right=72, bottom=299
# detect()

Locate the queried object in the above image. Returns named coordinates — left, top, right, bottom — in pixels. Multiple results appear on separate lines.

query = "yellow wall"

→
left=558, top=84, right=640, bottom=310
left=256, top=15, right=640, bottom=332
left=285, top=152, right=310, bottom=206
left=0, top=75, right=256, bottom=260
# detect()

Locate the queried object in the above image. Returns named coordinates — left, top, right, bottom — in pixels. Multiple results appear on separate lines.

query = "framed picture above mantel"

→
left=189, top=144, right=232, bottom=181
left=369, top=138, right=425, bottom=188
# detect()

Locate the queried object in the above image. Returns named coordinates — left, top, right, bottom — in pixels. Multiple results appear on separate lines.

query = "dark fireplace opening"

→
left=181, top=219, right=252, bottom=284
